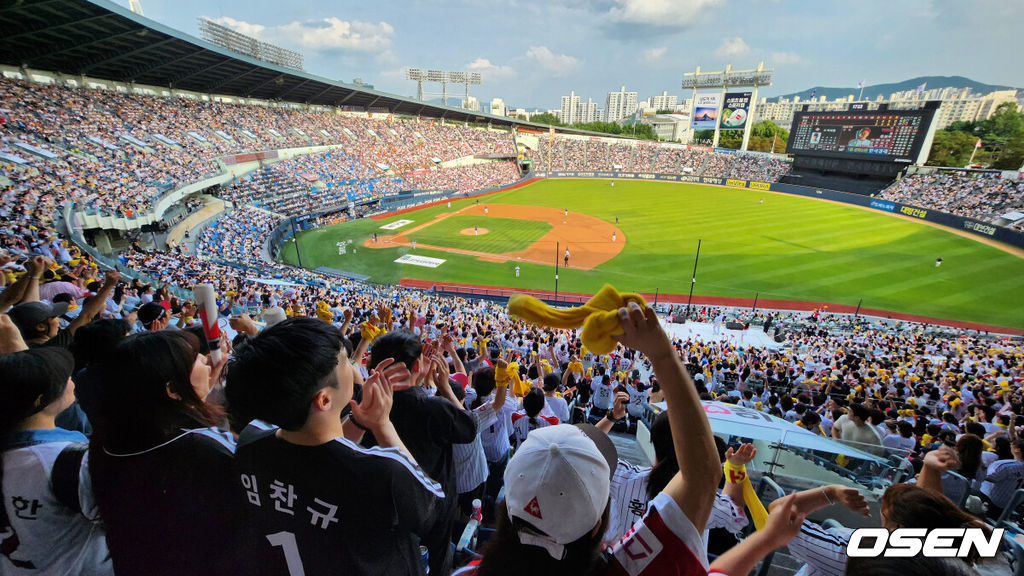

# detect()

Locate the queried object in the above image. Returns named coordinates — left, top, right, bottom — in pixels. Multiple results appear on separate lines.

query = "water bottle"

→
left=457, top=499, right=483, bottom=552
left=471, top=498, right=483, bottom=523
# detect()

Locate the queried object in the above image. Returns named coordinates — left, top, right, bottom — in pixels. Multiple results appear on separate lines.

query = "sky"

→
left=112, top=0, right=1022, bottom=111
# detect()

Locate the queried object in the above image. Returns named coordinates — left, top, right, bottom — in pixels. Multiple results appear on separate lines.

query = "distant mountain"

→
left=768, top=76, right=1019, bottom=102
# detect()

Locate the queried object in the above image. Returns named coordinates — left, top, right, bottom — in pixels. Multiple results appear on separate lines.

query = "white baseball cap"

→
left=504, top=424, right=617, bottom=559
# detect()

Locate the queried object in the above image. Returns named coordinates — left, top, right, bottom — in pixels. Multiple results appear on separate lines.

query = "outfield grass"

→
left=405, top=215, right=551, bottom=253
left=280, top=179, right=1024, bottom=329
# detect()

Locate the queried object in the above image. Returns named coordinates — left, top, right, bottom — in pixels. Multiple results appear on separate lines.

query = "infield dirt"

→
left=364, top=203, right=624, bottom=270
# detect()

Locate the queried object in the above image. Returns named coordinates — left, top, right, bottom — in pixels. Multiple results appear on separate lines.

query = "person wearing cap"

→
left=457, top=303, right=806, bottom=576
left=8, top=268, right=121, bottom=350
left=0, top=347, right=113, bottom=575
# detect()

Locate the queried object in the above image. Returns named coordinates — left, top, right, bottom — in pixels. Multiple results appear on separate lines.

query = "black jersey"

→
left=235, top=423, right=443, bottom=576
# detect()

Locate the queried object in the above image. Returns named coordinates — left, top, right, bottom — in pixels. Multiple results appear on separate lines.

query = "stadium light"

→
left=199, top=18, right=303, bottom=71
left=405, top=68, right=483, bottom=106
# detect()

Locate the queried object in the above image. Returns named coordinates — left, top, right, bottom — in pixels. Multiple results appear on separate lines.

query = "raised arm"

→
left=710, top=494, right=806, bottom=576
left=614, top=303, right=721, bottom=533
left=68, top=269, right=121, bottom=334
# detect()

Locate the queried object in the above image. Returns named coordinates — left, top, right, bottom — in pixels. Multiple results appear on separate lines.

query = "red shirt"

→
left=455, top=493, right=711, bottom=576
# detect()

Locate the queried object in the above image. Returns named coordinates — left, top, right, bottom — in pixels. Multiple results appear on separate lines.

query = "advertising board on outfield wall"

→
left=528, top=171, right=1024, bottom=249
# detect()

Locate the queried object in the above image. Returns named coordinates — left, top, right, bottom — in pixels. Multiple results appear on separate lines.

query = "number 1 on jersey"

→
left=267, top=531, right=306, bottom=576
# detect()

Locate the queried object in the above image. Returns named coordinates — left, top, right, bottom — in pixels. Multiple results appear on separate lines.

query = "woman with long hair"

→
left=89, top=330, right=241, bottom=576
left=511, top=388, right=559, bottom=449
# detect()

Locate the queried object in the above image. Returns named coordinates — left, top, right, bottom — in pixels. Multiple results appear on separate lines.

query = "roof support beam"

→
left=273, top=78, right=312, bottom=100
left=17, top=27, right=143, bottom=63
left=208, top=66, right=263, bottom=92
left=306, top=85, right=337, bottom=103
left=130, top=47, right=207, bottom=80
left=242, top=74, right=287, bottom=96
left=0, top=11, right=111, bottom=42
left=169, top=57, right=237, bottom=85
left=80, top=37, right=177, bottom=75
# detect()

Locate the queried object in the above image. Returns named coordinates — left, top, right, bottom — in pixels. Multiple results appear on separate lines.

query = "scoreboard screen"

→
left=786, top=110, right=934, bottom=163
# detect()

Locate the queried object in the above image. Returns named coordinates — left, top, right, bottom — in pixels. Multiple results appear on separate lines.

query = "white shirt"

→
left=1, top=434, right=113, bottom=575
left=543, top=394, right=570, bottom=423
left=453, top=404, right=498, bottom=494
left=592, top=377, right=615, bottom=410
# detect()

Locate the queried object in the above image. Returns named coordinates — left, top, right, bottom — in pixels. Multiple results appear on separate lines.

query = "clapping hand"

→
left=725, top=443, right=757, bottom=467
left=351, top=358, right=409, bottom=429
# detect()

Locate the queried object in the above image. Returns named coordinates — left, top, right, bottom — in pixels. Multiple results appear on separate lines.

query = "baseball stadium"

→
left=1, top=0, right=1023, bottom=575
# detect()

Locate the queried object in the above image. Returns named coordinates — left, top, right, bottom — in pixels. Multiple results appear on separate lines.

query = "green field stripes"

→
left=280, top=180, right=1024, bottom=328
left=405, top=215, right=552, bottom=254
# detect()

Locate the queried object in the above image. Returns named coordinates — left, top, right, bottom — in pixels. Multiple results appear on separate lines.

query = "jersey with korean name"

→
left=235, top=423, right=444, bottom=576
left=1, top=429, right=112, bottom=576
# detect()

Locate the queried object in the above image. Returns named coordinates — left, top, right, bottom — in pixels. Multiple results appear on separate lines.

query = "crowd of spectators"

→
left=219, top=152, right=519, bottom=217
left=881, top=172, right=1024, bottom=230
left=0, top=77, right=516, bottom=219
left=2, top=225, right=1022, bottom=575
left=403, top=162, right=520, bottom=193
left=526, top=135, right=790, bottom=181
left=4, top=74, right=1024, bottom=576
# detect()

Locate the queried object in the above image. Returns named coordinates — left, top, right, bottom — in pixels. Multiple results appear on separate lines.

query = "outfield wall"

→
left=529, top=170, right=1024, bottom=250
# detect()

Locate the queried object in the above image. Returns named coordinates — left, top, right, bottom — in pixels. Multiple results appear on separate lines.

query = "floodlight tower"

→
left=406, top=68, right=483, bottom=106
left=405, top=68, right=427, bottom=100
left=448, top=71, right=482, bottom=103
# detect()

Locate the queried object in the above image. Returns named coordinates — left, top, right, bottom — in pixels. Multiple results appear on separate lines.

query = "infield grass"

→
left=280, top=179, right=1024, bottom=329
left=405, top=215, right=551, bottom=253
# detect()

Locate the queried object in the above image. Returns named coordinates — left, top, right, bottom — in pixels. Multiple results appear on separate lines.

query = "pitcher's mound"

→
left=459, top=228, right=489, bottom=236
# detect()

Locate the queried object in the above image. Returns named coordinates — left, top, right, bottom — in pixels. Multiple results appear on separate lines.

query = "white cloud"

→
left=525, top=46, right=578, bottom=74
left=466, top=58, right=517, bottom=80
left=607, top=0, right=723, bottom=27
left=770, top=51, right=802, bottom=64
left=643, top=47, right=667, bottom=62
left=209, top=16, right=265, bottom=38
left=209, top=16, right=394, bottom=53
left=715, top=37, right=750, bottom=58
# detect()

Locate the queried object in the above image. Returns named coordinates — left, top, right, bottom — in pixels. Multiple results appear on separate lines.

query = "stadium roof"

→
left=0, top=0, right=612, bottom=137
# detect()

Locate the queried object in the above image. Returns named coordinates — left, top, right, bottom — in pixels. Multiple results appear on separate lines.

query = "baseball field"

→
left=278, top=179, right=1024, bottom=331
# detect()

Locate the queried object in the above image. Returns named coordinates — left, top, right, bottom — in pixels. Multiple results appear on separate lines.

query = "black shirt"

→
left=362, top=387, right=476, bottom=575
left=91, top=428, right=243, bottom=576
left=236, top=423, right=443, bottom=576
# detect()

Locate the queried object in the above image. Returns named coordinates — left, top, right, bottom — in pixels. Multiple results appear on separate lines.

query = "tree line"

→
left=926, top=102, right=1024, bottom=169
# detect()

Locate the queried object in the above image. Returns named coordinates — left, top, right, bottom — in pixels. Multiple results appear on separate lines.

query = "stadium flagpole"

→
left=554, top=241, right=559, bottom=304
left=685, top=239, right=701, bottom=319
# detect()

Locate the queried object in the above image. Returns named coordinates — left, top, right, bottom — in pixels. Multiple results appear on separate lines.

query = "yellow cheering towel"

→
left=723, top=461, right=768, bottom=530
left=568, top=361, right=583, bottom=374
left=507, top=284, right=646, bottom=356
left=360, top=321, right=386, bottom=343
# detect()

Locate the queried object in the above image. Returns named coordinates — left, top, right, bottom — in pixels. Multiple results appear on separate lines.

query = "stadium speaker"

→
left=726, top=321, right=744, bottom=330
left=774, top=334, right=786, bottom=343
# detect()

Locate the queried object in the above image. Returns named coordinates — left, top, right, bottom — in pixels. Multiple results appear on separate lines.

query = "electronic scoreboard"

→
left=786, top=109, right=936, bottom=164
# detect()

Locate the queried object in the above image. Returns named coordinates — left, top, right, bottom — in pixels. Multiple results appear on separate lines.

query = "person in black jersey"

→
left=90, top=330, right=241, bottom=576
left=227, top=318, right=443, bottom=576
left=362, top=330, right=477, bottom=576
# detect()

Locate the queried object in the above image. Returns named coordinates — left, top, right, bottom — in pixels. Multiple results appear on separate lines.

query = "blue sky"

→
left=114, top=0, right=1022, bottom=111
